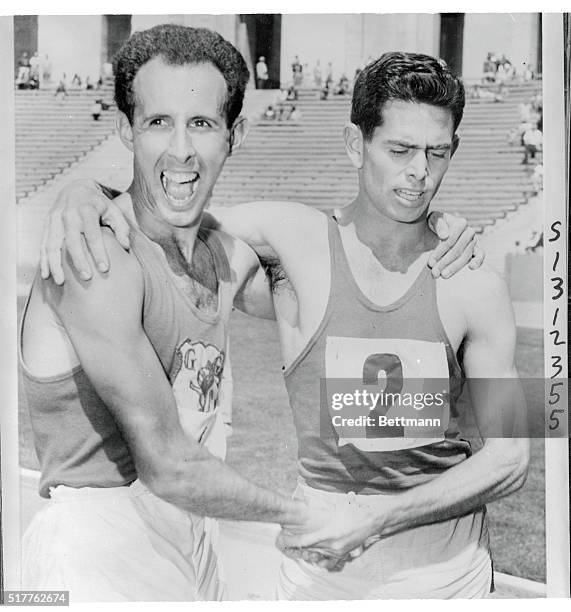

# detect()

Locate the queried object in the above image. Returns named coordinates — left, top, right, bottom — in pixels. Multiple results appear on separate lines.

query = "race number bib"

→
left=325, top=336, right=450, bottom=452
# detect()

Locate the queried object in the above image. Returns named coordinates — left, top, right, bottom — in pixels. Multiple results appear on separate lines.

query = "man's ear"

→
left=229, top=116, right=250, bottom=156
left=344, top=123, right=364, bottom=169
left=116, top=111, right=134, bottom=152
left=451, top=134, right=460, bottom=158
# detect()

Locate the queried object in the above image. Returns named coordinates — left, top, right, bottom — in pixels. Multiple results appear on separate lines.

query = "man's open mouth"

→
left=395, top=189, right=424, bottom=202
left=160, top=170, right=200, bottom=206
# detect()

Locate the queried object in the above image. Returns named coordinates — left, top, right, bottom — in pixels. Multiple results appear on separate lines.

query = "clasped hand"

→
left=277, top=492, right=380, bottom=572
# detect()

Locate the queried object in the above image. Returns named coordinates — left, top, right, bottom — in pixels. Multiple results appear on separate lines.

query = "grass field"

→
left=17, top=303, right=546, bottom=582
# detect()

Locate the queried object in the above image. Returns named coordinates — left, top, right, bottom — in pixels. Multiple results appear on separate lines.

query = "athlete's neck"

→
left=349, top=195, right=435, bottom=270
left=127, top=184, right=200, bottom=263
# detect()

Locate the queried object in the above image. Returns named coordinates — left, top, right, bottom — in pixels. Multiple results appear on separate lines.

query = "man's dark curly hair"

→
left=351, top=51, right=465, bottom=141
left=113, top=24, right=250, bottom=127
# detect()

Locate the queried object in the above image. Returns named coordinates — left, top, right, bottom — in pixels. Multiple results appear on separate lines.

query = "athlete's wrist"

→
left=358, top=494, right=401, bottom=537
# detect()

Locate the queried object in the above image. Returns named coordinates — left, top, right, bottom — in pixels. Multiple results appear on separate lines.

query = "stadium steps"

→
left=14, top=84, right=116, bottom=201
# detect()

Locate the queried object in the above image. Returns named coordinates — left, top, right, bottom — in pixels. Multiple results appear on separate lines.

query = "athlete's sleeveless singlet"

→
left=284, top=218, right=472, bottom=495
left=131, top=224, right=234, bottom=459
left=20, top=224, right=233, bottom=498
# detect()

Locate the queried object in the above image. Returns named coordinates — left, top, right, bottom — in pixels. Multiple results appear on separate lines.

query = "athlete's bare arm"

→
left=39, top=179, right=484, bottom=286
left=32, top=230, right=327, bottom=529
left=278, top=266, right=529, bottom=557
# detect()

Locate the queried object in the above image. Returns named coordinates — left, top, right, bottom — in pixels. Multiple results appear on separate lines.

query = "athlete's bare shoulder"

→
left=437, top=261, right=514, bottom=340
left=439, top=262, right=508, bottom=301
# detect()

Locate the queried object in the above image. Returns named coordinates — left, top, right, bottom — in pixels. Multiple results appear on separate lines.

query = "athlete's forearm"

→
left=368, top=437, right=529, bottom=536
left=150, top=446, right=308, bottom=526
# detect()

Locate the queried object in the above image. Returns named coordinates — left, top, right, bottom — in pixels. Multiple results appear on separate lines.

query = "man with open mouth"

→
left=34, top=36, right=500, bottom=601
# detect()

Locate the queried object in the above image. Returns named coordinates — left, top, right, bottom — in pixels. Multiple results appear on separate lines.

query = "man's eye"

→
left=149, top=118, right=166, bottom=127
left=391, top=149, right=408, bottom=156
left=191, top=118, right=211, bottom=128
left=429, top=150, right=448, bottom=160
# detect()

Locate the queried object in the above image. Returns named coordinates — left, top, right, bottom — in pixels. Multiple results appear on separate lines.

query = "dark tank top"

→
left=284, top=219, right=471, bottom=494
left=20, top=224, right=233, bottom=498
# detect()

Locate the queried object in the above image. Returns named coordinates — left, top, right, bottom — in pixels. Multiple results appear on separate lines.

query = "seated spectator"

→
left=289, top=106, right=302, bottom=122
left=319, top=84, right=329, bottom=100
left=41, top=54, right=52, bottom=85
left=86, top=76, right=94, bottom=90
left=54, top=75, right=67, bottom=100
left=96, top=76, right=103, bottom=90
left=286, top=84, right=298, bottom=101
left=263, top=105, right=276, bottom=120
left=522, top=123, right=542, bottom=164
left=334, top=74, right=350, bottom=95
left=16, top=51, right=31, bottom=85
left=516, top=119, right=532, bottom=146
left=499, top=54, right=513, bottom=76
left=91, top=99, right=103, bottom=121
left=482, top=52, right=496, bottom=83
left=71, top=73, right=82, bottom=88
left=30, top=52, right=40, bottom=81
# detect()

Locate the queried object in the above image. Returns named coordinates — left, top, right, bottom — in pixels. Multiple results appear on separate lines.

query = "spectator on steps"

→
left=291, top=55, right=303, bottom=86
left=16, top=51, right=31, bottom=85
left=41, top=54, right=52, bottom=85
left=313, top=60, right=322, bottom=87
left=71, top=73, right=82, bottom=88
left=86, top=76, right=94, bottom=90
left=54, top=74, right=68, bottom=100
left=286, top=84, right=298, bottom=101
left=496, top=55, right=514, bottom=83
left=522, top=122, right=542, bottom=164
left=30, top=51, right=40, bottom=81
left=482, top=52, right=496, bottom=83
left=91, top=99, right=103, bottom=121
left=256, top=56, right=268, bottom=90
left=325, top=62, right=334, bottom=90
left=334, top=74, right=350, bottom=95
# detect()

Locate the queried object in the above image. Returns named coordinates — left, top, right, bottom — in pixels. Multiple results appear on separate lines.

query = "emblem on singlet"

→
left=171, top=339, right=225, bottom=413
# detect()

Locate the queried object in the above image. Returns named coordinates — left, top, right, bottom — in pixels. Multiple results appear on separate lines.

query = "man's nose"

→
left=169, top=126, right=195, bottom=163
left=406, top=149, right=428, bottom=181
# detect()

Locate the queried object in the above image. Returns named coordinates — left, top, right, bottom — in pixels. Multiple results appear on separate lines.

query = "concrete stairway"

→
left=210, top=81, right=542, bottom=231
left=15, top=82, right=116, bottom=201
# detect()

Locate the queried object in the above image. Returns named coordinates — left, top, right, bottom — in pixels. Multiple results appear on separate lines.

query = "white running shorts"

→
left=277, top=481, right=492, bottom=600
left=21, top=480, right=226, bottom=602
